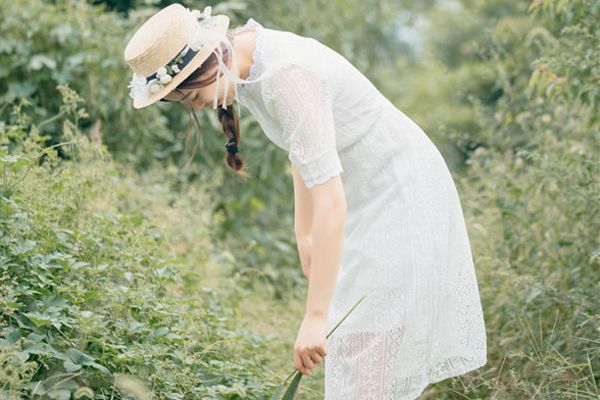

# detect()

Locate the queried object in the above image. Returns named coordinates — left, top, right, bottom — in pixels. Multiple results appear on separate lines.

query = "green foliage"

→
left=0, top=0, right=179, bottom=167
left=407, top=0, right=599, bottom=398
left=527, top=0, right=599, bottom=109
left=0, top=0, right=323, bottom=305
left=0, top=86, right=276, bottom=399
left=1, top=0, right=598, bottom=398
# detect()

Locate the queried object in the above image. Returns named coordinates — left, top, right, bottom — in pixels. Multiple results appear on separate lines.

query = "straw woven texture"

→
left=123, top=3, right=229, bottom=108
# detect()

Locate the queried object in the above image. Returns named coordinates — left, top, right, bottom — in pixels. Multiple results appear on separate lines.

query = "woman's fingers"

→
left=300, top=354, right=314, bottom=375
left=316, top=346, right=327, bottom=358
left=297, top=351, right=324, bottom=375
left=292, top=313, right=328, bottom=376
left=294, top=351, right=304, bottom=373
left=309, top=352, right=323, bottom=364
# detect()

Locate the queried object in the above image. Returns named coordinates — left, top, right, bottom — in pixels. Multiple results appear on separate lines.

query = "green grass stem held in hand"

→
left=272, top=294, right=367, bottom=400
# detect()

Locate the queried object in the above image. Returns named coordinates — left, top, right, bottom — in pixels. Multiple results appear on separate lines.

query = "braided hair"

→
left=169, top=31, right=251, bottom=179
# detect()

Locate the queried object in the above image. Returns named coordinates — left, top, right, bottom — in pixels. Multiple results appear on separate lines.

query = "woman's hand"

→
left=293, top=313, right=328, bottom=376
left=296, top=236, right=313, bottom=279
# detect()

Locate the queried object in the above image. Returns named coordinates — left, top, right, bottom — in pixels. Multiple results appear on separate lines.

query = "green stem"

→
left=288, top=293, right=367, bottom=376
left=36, top=110, right=67, bottom=130
left=326, top=294, right=367, bottom=339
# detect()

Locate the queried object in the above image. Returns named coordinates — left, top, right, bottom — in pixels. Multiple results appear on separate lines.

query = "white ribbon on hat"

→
left=189, top=7, right=268, bottom=110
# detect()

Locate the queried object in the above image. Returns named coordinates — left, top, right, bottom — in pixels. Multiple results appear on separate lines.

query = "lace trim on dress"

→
left=305, top=165, right=344, bottom=187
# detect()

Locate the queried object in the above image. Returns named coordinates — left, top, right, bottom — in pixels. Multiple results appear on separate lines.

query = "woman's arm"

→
left=303, top=174, right=346, bottom=318
left=292, top=164, right=314, bottom=278
left=292, top=172, right=346, bottom=375
left=263, top=63, right=346, bottom=374
left=292, top=158, right=346, bottom=315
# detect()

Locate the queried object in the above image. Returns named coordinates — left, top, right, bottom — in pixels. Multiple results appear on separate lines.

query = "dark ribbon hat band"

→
left=144, top=44, right=200, bottom=84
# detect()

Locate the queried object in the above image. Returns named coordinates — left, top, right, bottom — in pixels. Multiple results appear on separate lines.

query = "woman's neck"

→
left=231, top=29, right=257, bottom=80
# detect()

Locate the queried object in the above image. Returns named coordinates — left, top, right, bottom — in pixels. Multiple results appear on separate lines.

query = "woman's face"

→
left=162, top=69, right=236, bottom=109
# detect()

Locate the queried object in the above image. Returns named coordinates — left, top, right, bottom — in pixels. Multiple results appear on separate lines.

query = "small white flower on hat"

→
left=156, top=66, right=173, bottom=84
left=190, top=9, right=202, bottom=19
left=149, top=79, right=162, bottom=94
left=189, top=6, right=211, bottom=21
left=201, top=6, right=212, bottom=20
left=186, top=6, right=215, bottom=51
left=156, top=66, right=168, bottom=77
left=127, top=5, right=220, bottom=102
left=128, top=73, right=149, bottom=99
left=159, top=74, right=172, bottom=84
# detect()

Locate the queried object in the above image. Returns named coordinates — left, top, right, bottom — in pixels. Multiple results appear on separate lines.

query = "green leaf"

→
left=12, top=350, right=29, bottom=362
left=23, top=342, right=60, bottom=358
left=7, top=81, right=36, bottom=97
left=64, top=359, right=82, bottom=372
left=1, top=330, right=21, bottom=344
left=280, top=371, right=303, bottom=400
left=89, top=362, right=110, bottom=374
left=23, top=311, right=53, bottom=327
left=66, top=348, right=95, bottom=365
left=26, top=381, right=48, bottom=396
left=26, top=332, right=45, bottom=343
left=47, top=389, right=71, bottom=400
left=29, top=54, right=57, bottom=70
left=64, top=348, right=110, bottom=374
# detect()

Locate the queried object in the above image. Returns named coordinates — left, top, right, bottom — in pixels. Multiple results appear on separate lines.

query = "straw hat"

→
left=123, top=4, right=230, bottom=109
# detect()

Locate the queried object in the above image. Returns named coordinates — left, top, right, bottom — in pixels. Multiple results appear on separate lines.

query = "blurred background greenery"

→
left=1, top=0, right=598, bottom=398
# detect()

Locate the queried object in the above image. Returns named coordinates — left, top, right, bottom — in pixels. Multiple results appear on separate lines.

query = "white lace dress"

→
left=233, top=18, right=488, bottom=399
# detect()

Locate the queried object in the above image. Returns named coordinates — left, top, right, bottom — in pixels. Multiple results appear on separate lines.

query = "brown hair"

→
left=170, top=30, right=251, bottom=179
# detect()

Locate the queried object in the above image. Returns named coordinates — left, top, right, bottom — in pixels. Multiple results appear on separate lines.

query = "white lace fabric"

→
left=235, top=18, right=488, bottom=399
left=264, top=64, right=344, bottom=187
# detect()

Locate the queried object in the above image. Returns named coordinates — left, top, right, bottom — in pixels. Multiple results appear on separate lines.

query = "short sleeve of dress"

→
left=263, top=63, right=344, bottom=188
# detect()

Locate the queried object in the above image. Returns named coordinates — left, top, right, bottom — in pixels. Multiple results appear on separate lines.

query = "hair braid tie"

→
left=224, top=137, right=238, bottom=155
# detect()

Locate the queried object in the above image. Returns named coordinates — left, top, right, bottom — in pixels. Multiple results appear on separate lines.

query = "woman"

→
left=123, top=4, right=487, bottom=399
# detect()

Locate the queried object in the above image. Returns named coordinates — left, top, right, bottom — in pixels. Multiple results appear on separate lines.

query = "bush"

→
left=420, top=0, right=599, bottom=397
left=0, top=86, right=276, bottom=399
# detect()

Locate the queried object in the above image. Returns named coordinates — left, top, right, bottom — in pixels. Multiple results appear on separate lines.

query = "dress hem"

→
left=406, top=355, right=488, bottom=400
